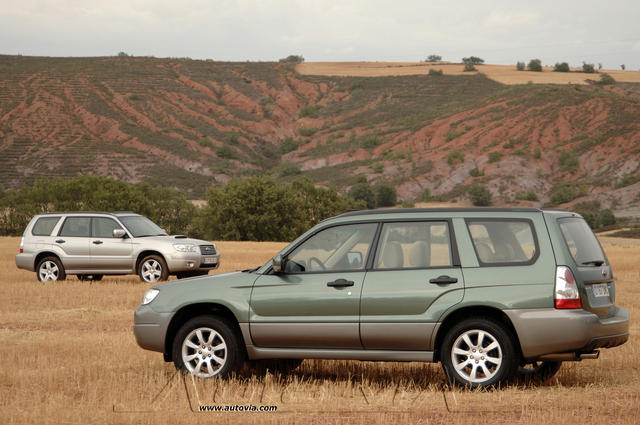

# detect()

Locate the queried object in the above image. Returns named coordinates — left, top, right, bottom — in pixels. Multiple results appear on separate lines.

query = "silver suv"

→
left=15, top=212, right=220, bottom=283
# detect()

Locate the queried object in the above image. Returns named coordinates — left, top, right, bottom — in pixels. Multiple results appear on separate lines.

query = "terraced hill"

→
left=1, top=55, right=639, bottom=209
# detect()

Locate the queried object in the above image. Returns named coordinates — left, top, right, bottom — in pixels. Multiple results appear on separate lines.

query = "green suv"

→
left=134, top=208, right=629, bottom=387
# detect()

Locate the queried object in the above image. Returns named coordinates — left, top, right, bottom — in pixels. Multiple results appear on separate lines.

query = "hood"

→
left=134, top=235, right=213, bottom=246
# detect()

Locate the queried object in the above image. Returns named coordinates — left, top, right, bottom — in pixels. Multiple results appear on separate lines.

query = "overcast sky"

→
left=1, top=0, right=639, bottom=69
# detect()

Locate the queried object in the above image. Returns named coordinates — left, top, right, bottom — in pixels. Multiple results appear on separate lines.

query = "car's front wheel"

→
left=441, top=317, right=519, bottom=388
left=36, top=256, right=66, bottom=282
left=172, top=316, right=244, bottom=378
left=138, top=255, right=168, bottom=283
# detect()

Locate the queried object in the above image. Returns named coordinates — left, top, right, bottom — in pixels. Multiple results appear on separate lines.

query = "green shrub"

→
left=469, top=167, right=483, bottom=177
left=401, top=200, right=415, bottom=208
left=374, top=183, right=397, bottom=207
left=277, top=162, right=301, bottom=177
left=299, top=105, right=322, bottom=118
left=550, top=184, right=586, bottom=205
left=279, top=55, right=304, bottom=63
left=359, top=135, right=381, bottom=149
left=558, top=150, right=579, bottom=173
left=554, top=62, right=570, bottom=72
left=516, top=62, right=525, bottom=71
left=420, top=188, right=432, bottom=201
left=216, top=145, right=237, bottom=159
left=447, top=151, right=464, bottom=166
left=468, top=185, right=492, bottom=206
left=198, top=138, right=213, bottom=148
left=348, top=180, right=375, bottom=209
left=488, top=152, right=502, bottom=163
left=280, top=137, right=300, bottom=154
left=598, top=73, right=616, bottom=85
left=528, top=59, right=542, bottom=72
left=533, top=148, right=541, bottom=159
left=515, top=191, right=539, bottom=201
left=299, top=127, right=320, bottom=137
left=426, top=55, right=442, bottom=62
left=372, top=163, right=384, bottom=173
left=428, top=68, right=443, bottom=76
left=463, top=63, right=476, bottom=72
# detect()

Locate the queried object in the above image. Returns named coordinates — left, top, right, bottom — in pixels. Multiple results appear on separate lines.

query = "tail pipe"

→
left=538, top=350, right=600, bottom=362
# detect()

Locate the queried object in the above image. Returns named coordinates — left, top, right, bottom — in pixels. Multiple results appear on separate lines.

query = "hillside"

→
left=1, top=55, right=640, bottom=210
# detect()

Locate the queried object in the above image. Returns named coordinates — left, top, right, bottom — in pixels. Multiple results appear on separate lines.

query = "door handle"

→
left=92, top=240, right=103, bottom=245
left=429, top=275, right=458, bottom=284
left=55, top=239, right=65, bottom=244
left=327, top=278, right=354, bottom=288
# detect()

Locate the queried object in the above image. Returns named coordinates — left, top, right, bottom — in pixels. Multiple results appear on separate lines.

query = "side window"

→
left=374, top=221, right=453, bottom=269
left=59, top=217, right=91, bottom=237
left=466, top=219, right=538, bottom=265
left=31, top=217, right=61, bottom=236
left=92, top=218, right=123, bottom=238
left=285, top=223, right=378, bottom=273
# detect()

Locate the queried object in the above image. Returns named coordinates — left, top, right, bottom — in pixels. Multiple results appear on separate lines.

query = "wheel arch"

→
left=163, top=302, right=245, bottom=362
left=433, top=305, right=522, bottom=362
left=34, top=251, right=62, bottom=270
left=136, top=250, right=167, bottom=273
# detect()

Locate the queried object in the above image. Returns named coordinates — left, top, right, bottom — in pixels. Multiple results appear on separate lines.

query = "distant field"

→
left=0, top=236, right=638, bottom=424
left=297, top=62, right=640, bottom=85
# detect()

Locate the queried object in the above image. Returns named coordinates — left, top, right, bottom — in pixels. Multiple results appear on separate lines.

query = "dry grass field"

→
left=296, top=62, right=640, bottom=85
left=0, top=236, right=638, bottom=424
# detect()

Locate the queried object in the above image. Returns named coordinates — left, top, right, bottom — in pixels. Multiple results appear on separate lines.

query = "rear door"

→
left=556, top=217, right=615, bottom=316
left=360, top=220, right=464, bottom=350
left=56, top=216, right=92, bottom=270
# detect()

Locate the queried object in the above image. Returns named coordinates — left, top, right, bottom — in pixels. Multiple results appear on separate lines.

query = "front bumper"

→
left=165, top=252, right=220, bottom=273
left=505, top=306, right=629, bottom=359
left=133, top=304, right=174, bottom=353
left=15, top=253, right=35, bottom=271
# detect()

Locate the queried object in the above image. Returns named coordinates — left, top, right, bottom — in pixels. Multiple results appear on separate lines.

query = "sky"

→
left=1, top=0, right=639, bottom=70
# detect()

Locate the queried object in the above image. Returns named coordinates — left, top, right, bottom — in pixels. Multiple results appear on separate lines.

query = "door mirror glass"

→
left=113, top=228, right=126, bottom=238
left=272, top=254, right=284, bottom=273
left=346, top=251, right=363, bottom=268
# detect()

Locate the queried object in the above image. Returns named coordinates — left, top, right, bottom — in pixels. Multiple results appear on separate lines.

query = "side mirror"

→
left=113, top=229, right=126, bottom=238
left=272, top=254, right=284, bottom=273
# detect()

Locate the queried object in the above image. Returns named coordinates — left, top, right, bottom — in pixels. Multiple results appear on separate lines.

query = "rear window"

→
left=31, top=217, right=60, bottom=236
left=466, top=219, right=538, bottom=265
left=558, top=217, right=606, bottom=266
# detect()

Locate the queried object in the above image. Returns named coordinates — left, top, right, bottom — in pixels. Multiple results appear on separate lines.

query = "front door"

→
left=90, top=217, right=133, bottom=271
left=250, top=222, right=378, bottom=348
left=360, top=220, right=464, bottom=350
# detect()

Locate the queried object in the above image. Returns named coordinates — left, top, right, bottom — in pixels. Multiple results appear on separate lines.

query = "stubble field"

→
left=0, top=236, right=638, bottom=424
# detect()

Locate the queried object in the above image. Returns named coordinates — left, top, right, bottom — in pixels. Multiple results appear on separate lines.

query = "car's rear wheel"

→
left=441, top=317, right=519, bottom=388
left=36, top=256, right=66, bottom=282
left=172, top=315, right=244, bottom=379
left=517, top=361, right=562, bottom=383
left=138, top=255, right=168, bottom=283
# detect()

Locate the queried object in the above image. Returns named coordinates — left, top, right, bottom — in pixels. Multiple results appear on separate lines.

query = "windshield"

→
left=558, top=217, right=607, bottom=266
left=119, top=216, right=167, bottom=237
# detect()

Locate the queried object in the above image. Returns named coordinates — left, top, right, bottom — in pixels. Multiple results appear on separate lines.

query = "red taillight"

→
left=554, top=266, right=582, bottom=309
left=20, top=248, right=23, bottom=253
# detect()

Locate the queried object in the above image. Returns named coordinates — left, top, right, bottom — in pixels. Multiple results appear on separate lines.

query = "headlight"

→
left=173, top=244, right=197, bottom=253
left=141, top=289, right=160, bottom=305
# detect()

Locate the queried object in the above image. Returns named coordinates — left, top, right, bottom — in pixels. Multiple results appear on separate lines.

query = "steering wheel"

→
left=308, top=256, right=326, bottom=271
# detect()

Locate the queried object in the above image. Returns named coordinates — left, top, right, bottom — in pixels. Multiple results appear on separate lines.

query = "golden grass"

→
left=296, top=62, right=640, bottom=85
left=0, top=236, right=638, bottom=424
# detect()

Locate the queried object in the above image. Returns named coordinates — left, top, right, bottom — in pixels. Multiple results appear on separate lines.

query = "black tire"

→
left=36, top=256, right=66, bottom=282
left=172, top=315, right=244, bottom=379
left=138, top=255, right=169, bottom=283
left=517, top=361, right=562, bottom=383
left=441, top=317, right=519, bottom=388
left=176, top=271, right=209, bottom=279
left=245, top=359, right=303, bottom=376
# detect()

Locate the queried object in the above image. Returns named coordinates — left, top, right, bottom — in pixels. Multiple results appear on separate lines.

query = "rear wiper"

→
left=582, top=260, right=605, bottom=266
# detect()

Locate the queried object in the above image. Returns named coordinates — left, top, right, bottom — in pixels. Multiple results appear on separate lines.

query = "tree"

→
left=554, top=62, right=570, bottom=72
left=463, top=63, right=476, bottom=72
left=527, top=59, right=542, bottom=72
left=279, top=55, right=304, bottom=63
left=598, top=73, right=616, bottom=85
left=582, top=62, right=595, bottom=74
left=348, top=178, right=375, bottom=209
left=462, top=56, right=484, bottom=65
left=516, top=61, right=525, bottom=71
left=621, top=64, right=626, bottom=70
left=374, top=183, right=397, bottom=207
left=426, top=55, right=442, bottom=62
left=468, top=185, right=492, bottom=206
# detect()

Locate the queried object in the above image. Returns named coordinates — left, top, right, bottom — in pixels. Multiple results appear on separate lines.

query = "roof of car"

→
left=336, top=207, right=543, bottom=218
left=36, top=211, right=140, bottom=217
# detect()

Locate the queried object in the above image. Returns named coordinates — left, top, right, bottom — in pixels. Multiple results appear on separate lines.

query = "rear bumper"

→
left=15, top=253, right=35, bottom=271
left=505, top=306, right=629, bottom=359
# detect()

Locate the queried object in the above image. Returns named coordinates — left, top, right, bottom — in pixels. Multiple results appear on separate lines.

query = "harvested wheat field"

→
left=297, top=62, right=640, bottom=85
left=0, top=236, right=638, bottom=425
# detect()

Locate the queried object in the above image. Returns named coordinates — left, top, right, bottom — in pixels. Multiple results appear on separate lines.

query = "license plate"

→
left=203, top=256, right=216, bottom=264
left=592, top=283, right=610, bottom=297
